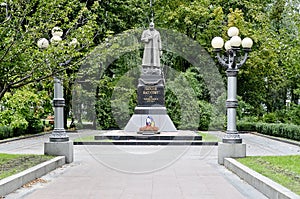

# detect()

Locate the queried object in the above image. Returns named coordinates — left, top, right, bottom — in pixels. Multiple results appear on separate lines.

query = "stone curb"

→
left=0, top=132, right=51, bottom=144
left=224, top=158, right=300, bottom=199
left=250, top=132, right=300, bottom=147
left=0, top=156, right=65, bottom=197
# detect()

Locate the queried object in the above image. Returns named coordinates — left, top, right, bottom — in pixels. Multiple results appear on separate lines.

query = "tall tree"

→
left=0, top=0, right=99, bottom=100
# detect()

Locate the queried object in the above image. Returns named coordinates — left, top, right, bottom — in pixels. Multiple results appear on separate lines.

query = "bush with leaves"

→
left=256, top=123, right=300, bottom=141
left=0, top=87, right=51, bottom=138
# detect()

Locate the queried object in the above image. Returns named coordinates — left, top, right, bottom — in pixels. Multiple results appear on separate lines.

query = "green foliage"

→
left=262, top=112, right=278, bottom=123
left=165, top=68, right=213, bottom=130
left=237, top=121, right=257, bottom=132
left=197, top=101, right=212, bottom=130
left=95, top=76, right=117, bottom=129
left=282, top=104, right=300, bottom=125
left=0, top=126, right=13, bottom=140
left=256, top=123, right=300, bottom=141
left=0, top=87, right=50, bottom=138
left=1, top=0, right=300, bottom=132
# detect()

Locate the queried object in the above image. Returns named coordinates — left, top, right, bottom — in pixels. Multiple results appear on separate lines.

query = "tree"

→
left=0, top=0, right=99, bottom=101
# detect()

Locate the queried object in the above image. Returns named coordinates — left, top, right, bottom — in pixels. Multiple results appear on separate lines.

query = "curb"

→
left=0, top=130, right=78, bottom=145
left=224, top=158, right=300, bottom=199
left=250, top=132, right=300, bottom=147
left=0, top=156, right=65, bottom=197
left=0, top=132, right=51, bottom=144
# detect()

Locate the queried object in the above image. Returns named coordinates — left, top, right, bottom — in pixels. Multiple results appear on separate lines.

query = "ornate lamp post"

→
left=38, top=27, right=69, bottom=142
left=37, top=27, right=75, bottom=163
left=211, top=27, right=253, bottom=164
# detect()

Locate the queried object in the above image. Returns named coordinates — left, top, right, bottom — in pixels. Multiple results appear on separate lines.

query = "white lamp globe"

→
left=242, top=37, right=253, bottom=49
left=228, top=27, right=239, bottom=37
left=51, top=27, right=63, bottom=37
left=37, top=38, right=49, bottom=49
left=224, top=41, right=231, bottom=51
left=50, top=35, right=62, bottom=44
left=230, top=36, right=242, bottom=47
left=211, top=37, right=224, bottom=49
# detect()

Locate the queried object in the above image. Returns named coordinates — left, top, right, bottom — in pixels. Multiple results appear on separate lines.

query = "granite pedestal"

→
left=44, top=141, right=73, bottom=163
left=218, top=142, right=246, bottom=165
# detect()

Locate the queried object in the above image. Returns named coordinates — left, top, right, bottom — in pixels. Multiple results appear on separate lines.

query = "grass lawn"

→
left=0, top=153, right=53, bottom=180
left=198, top=132, right=220, bottom=142
left=237, top=155, right=300, bottom=195
left=74, top=135, right=98, bottom=142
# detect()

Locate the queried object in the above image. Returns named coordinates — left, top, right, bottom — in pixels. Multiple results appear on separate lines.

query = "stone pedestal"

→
left=125, top=107, right=176, bottom=132
left=124, top=73, right=176, bottom=132
left=218, top=142, right=246, bottom=165
left=44, top=141, right=73, bottom=163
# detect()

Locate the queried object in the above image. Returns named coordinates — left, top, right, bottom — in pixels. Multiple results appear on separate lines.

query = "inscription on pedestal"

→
left=138, top=85, right=164, bottom=106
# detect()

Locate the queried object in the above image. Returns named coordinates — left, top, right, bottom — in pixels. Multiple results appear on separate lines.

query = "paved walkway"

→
left=1, top=131, right=299, bottom=199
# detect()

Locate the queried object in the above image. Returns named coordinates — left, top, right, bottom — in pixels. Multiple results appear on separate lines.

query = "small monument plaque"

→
left=124, top=22, right=176, bottom=132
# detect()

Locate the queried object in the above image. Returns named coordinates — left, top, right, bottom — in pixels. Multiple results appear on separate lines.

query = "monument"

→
left=124, top=22, right=177, bottom=133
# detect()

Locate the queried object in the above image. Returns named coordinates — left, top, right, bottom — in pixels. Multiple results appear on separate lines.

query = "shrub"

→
left=256, top=123, right=300, bottom=141
left=197, top=101, right=212, bottom=130
left=262, top=112, right=278, bottom=123
left=237, top=121, right=257, bottom=132
left=0, top=126, right=13, bottom=140
left=0, top=87, right=50, bottom=139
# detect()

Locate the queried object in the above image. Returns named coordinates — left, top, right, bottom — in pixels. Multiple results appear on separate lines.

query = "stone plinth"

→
left=124, top=107, right=177, bottom=132
left=218, top=142, right=246, bottom=165
left=44, top=141, right=73, bottom=163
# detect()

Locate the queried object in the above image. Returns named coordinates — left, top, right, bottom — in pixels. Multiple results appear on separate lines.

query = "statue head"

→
left=149, top=22, right=154, bottom=30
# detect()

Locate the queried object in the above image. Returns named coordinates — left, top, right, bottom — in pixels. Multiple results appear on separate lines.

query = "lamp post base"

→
left=50, top=129, right=69, bottom=142
left=218, top=142, right=246, bottom=165
left=222, top=133, right=242, bottom=144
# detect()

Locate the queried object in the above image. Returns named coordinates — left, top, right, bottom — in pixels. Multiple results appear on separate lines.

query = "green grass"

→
left=198, top=132, right=220, bottom=142
left=74, top=135, right=97, bottom=142
left=0, top=153, right=53, bottom=180
left=237, top=155, right=300, bottom=195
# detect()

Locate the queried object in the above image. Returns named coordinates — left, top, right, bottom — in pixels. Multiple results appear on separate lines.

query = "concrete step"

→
left=94, top=135, right=202, bottom=141
left=74, top=140, right=217, bottom=146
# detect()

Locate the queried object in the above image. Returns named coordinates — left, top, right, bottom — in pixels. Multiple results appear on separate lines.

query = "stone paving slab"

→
left=4, top=144, right=267, bottom=199
left=1, top=130, right=299, bottom=198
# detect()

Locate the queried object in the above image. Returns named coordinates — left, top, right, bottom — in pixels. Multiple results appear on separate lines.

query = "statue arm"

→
left=158, top=33, right=163, bottom=56
left=141, top=31, right=152, bottom=43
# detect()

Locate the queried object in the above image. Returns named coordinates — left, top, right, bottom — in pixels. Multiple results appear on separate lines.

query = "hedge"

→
left=256, top=123, right=300, bottom=141
left=237, top=122, right=300, bottom=141
left=237, top=121, right=257, bottom=132
left=0, top=123, right=44, bottom=140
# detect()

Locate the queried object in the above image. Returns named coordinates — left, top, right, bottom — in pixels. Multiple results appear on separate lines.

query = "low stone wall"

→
left=224, top=158, right=300, bottom=199
left=0, top=156, right=65, bottom=197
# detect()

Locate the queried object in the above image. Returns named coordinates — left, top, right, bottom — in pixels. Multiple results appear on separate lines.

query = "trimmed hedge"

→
left=237, top=121, right=257, bottom=132
left=256, top=123, right=300, bottom=141
left=237, top=122, right=300, bottom=141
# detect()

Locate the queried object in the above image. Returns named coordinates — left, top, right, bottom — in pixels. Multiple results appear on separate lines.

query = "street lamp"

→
left=212, top=27, right=253, bottom=164
left=37, top=27, right=69, bottom=142
left=212, top=27, right=253, bottom=143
